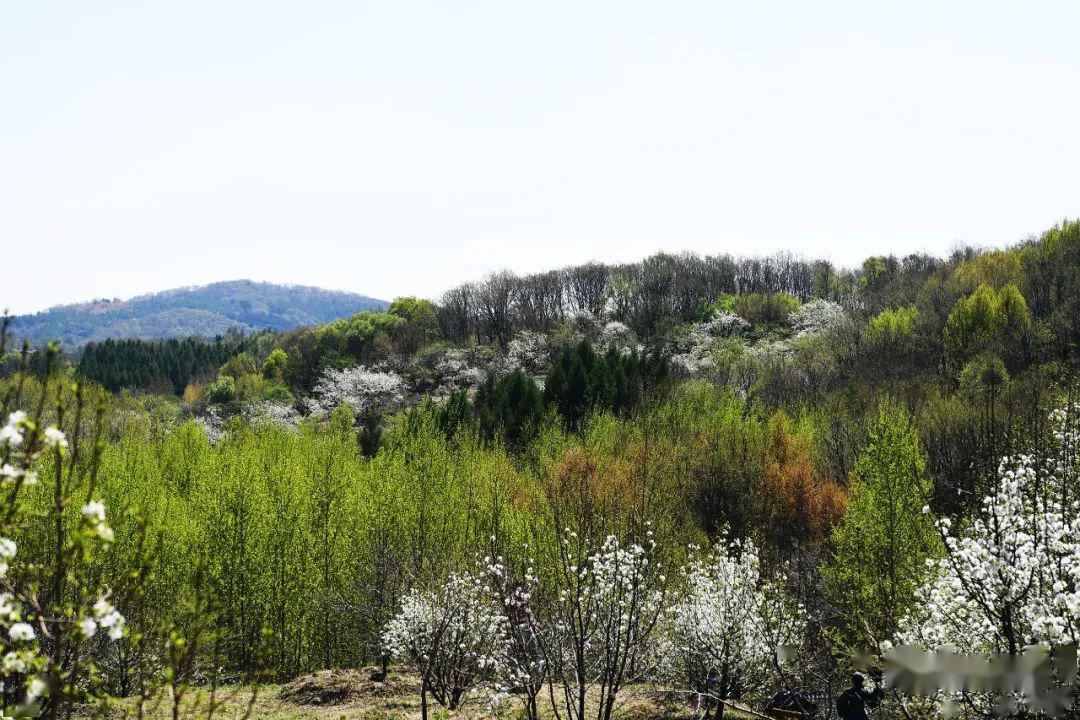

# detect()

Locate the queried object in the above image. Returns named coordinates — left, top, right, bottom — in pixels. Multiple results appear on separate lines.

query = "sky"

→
left=2, top=1, right=1079, bottom=315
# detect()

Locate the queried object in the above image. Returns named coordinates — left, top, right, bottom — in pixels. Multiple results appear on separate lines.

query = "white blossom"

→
left=789, top=298, right=849, bottom=337
left=43, top=427, right=68, bottom=449
left=658, top=538, right=804, bottom=701
left=897, top=404, right=1080, bottom=711
left=669, top=312, right=750, bottom=377
left=598, top=322, right=640, bottom=354
left=505, top=331, right=553, bottom=374
left=26, top=676, right=48, bottom=700
left=383, top=572, right=510, bottom=709
left=8, top=622, right=35, bottom=642
left=81, top=501, right=106, bottom=524
left=312, top=365, right=406, bottom=417
left=78, top=617, right=97, bottom=639
left=0, top=411, right=27, bottom=449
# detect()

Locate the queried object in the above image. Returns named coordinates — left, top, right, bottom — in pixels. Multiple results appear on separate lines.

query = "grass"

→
left=81, top=667, right=775, bottom=720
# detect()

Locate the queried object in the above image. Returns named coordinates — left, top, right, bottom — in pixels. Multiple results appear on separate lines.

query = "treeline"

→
left=432, top=219, right=1078, bottom=357
left=58, top=220, right=1080, bottom=410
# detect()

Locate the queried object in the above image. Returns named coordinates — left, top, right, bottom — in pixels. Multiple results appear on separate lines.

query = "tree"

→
left=262, top=348, right=288, bottom=383
left=476, top=370, right=544, bottom=447
left=389, top=297, right=441, bottom=354
left=382, top=572, right=510, bottom=720
left=660, top=538, right=805, bottom=718
left=944, top=283, right=1031, bottom=372
left=311, top=365, right=406, bottom=418
left=823, top=402, right=940, bottom=649
left=202, top=374, right=237, bottom=405
left=0, top=365, right=128, bottom=717
left=759, top=412, right=846, bottom=551
left=897, top=403, right=1080, bottom=716
left=539, top=532, right=666, bottom=720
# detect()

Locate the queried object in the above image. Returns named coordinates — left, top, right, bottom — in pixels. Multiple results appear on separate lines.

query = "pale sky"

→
left=3, top=1, right=1079, bottom=315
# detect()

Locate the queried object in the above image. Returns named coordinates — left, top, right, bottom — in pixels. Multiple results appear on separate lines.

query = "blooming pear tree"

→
left=541, top=530, right=667, bottom=720
left=660, top=539, right=805, bottom=717
left=896, top=404, right=1080, bottom=714
left=383, top=571, right=511, bottom=720
left=480, top=551, right=547, bottom=720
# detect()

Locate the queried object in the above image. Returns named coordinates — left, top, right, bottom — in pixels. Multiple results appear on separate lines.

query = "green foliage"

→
left=262, top=348, right=289, bottom=382
left=203, top=374, right=237, bottom=405
left=823, top=401, right=941, bottom=648
left=543, top=340, right=660, bottom=429
left=476, top=370, right=545, bottom=447
left=316, top=311, right=407, bottom=366
left=388, top=297, right=442, bottom=354
left=705, top=293, right=801, bottom=327
left=864, top=305, right=919, bottom=345
left=958, top=353, right=1009, bottom=400
left=78, top=336, right=252, bottom=394
left=944, top=283, right=1031, bottom=370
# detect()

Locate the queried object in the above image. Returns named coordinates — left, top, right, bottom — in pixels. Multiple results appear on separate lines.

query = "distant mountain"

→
left=7, top=280, right=388, bottom=347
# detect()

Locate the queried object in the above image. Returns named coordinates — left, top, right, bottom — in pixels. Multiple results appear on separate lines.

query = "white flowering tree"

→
left=789, top=299, right=849, bottom=337
left=506, top=331, right=554, bottom=375
left=311, top=365, right=406, bottom=418
left=896, top=404, right=1080, bottom=715
left=598, top=322, right=639, bottom=355
left=540, top=530, right=667, bottom=720
left=670, top=313, right=750, bottom=377
left=0, top=345, right=125, bottom=718
left=659, top=539, right=805, bottom=718
left=383, top=572, right=511, bottom=720
left=433, top=347, right=488, bottom=391
left=480, top=551, right=547, bottom=720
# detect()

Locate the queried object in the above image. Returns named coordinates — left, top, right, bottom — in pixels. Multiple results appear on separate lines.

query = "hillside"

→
left=7, top=280, right=388, bottom=347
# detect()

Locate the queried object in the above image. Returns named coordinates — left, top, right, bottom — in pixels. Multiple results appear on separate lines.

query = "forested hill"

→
left=7, top=280, right=387, bottom=347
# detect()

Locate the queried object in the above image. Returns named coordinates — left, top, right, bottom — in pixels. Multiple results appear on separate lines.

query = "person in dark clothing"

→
left=836, top=671, right=885, bottom=720
left=767, top=678, right=818, bottom=716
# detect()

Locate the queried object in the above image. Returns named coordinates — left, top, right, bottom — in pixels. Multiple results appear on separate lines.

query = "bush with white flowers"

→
left=506, top=331, right=554, bottom=375
left=541, top=531, right=667, bottom=720
left=383, top=572, right=511, bottom=719
left=670, top=313, right=751, bottom=377
left=899, top=405, right=1080, bottom=654
left=479, top=551, right=546, bottom=720
left=598, top=321, right=639, bottom=355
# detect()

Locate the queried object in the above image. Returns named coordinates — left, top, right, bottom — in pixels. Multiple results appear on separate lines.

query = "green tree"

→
left=262, top=348, right=289, bottom=382
left=477, top=370, right=544, bottom=447
left=823, top=401, right=941, bottom=649
left=944, top=283, right=1031, bottom=371
left=388, top=296, right=441, bottom=354
left=203, top=374, right=237, bottom=405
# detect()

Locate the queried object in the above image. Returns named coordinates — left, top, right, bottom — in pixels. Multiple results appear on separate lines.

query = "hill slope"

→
left=8, top=280, right=388, bottom=347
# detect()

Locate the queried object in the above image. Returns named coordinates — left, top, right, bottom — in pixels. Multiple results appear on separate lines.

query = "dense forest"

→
left=3, top=219, right=1080, bottom=720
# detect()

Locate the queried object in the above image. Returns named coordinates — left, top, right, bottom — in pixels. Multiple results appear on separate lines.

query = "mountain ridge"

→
left=7, top=279, right=388, bottom=347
